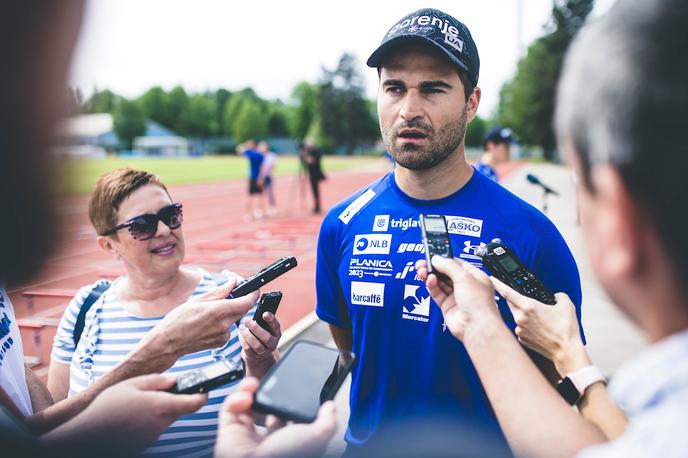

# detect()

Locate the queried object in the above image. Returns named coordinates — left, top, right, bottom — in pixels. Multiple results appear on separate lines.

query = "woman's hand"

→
left=136, top=278, right=258, bottom=369
left=239, top=313, right=282, bottom=379
left=490, top=277, right=590, bottom=375
left=214, top=378, right=337, bottom=458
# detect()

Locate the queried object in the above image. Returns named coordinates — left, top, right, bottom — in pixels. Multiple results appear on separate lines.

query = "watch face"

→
left=557, top=377, right=581, bottom=406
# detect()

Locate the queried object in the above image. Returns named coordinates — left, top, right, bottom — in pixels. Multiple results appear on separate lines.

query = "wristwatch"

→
left=556, top=366, right=606, bottom=406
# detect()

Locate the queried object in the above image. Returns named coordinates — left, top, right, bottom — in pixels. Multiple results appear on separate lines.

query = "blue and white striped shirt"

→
left=51, top=269, right=254, bottom=457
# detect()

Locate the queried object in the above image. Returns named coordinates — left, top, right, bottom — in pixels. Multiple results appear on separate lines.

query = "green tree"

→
left=267, top=104, right=290, bottom=137
left=166, top=86, right=190, bottom=134
left=83, top=89, right=120, bottom=113
left=223, top=88, right=260, bottom=136
left=137, top=87, right=170, bottom=128
left=179, top=94, right=217, bottom=137
left=465, top=115, right=488, bottom=148
left=214, top=88, right=232, bottom=136
left=289, top=81, right=319, bottom=141
left=317, top=53, right=378, bottom=153
left=497, top=0, right=593, bottom=160
left=113, top=99, right=146, bottom=149
left=232, top=102, right=268, bottom=143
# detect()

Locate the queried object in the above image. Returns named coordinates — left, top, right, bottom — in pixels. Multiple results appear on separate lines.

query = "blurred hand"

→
left=415, top=257, right=501, bottom=341
left=44, top=374, right=206, bottom=455
left=141, top=278, right=259, bottom=364
left=239, top=313, right=281, bottom=379
left=215, top=378, right=337, bottom=458
left=490, top=278, right=590, bottom=375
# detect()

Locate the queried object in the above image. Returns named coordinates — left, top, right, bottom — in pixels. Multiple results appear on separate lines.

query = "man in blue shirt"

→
left=237, top=139, right=266, bottom=220
left=476, top=125, right=516, bottom=182
left=315, top=8, right=583, bottom=454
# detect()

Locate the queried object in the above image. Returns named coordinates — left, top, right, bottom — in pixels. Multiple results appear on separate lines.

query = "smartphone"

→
left=477, top=240, right=556, bottom=305
left=167, top=358, right=244, bottom=394
left=227, top=256, right=297, bottom=299
left=252, top=340, right=356, bottom=423
left=419, top=214, right=453, bottom=277
left=254, top=291, right=283, bottom=332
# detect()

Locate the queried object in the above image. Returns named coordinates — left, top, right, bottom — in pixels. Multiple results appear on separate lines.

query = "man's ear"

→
left=466, top=87, right=481, bottom=123
left=590, top=165, right=644, bottom=279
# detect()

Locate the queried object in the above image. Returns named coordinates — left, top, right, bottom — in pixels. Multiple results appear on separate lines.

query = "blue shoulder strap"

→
left=72, top=281, right=111, bottom=347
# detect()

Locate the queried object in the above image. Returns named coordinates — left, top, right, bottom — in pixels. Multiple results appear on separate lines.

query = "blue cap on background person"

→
left=366, top=8, right=480, bottom=87
left=484, top=126, right=516, bottom=145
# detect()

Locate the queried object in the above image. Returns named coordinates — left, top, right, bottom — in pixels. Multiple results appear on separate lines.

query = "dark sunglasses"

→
left=102, top=203, right=183, bottom=241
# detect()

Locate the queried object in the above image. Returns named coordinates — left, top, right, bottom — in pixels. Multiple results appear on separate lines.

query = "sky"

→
left=70, top=0, right=616, bottom=118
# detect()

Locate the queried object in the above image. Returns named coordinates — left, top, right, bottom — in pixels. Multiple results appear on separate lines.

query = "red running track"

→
left=11, top=160, right=522, bottom=378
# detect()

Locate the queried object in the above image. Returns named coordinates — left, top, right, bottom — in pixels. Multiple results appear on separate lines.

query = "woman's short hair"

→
left=89, top=167, right=169, bottom=237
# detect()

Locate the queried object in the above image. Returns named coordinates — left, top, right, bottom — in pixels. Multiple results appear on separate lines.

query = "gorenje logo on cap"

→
left=388, top=14, right=462, bottom=41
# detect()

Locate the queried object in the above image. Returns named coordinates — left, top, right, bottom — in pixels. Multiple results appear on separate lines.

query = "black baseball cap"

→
left=484, top=126, right=516, bottom=145
left=367, top=8, right=480, bottom=87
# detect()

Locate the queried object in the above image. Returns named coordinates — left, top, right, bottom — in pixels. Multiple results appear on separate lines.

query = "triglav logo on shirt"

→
left=402, top=284, right=430, bottom=323
left=353, top=234, right=392, bottom=255
left=351, top=281, right=385, bottom=307
left=389, top=217, right=420, bottom=231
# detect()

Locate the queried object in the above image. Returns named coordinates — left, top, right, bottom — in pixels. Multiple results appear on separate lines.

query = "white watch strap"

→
left=567, top=366, right=606, bottom=395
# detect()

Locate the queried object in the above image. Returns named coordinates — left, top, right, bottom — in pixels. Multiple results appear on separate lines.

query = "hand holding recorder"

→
left=214, top=377, right=338, bottom=458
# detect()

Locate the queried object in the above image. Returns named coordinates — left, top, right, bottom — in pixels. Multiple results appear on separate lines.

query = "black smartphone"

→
left=254, top=291, right=283, bottom=332
left=252, top=340, right=356, bottom=423
left=477, top=240, right=556, bottom=305
left=227, top=256, right=297, bottom=299
left=419, top=214, right=453, bottom=277
left=167, top=358, right=244, bottom=394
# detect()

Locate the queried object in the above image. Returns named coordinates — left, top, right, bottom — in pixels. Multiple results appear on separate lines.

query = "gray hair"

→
left=555, top=0, right=688, bottom=297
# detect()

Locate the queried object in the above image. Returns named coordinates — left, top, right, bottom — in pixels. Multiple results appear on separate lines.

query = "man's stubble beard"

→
left=382, top=105, right=468, bottom=171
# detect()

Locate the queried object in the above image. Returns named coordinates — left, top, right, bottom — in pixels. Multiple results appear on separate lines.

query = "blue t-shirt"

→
left=475, top=161, right=499, bottom=182
left=244, top=149, right=264, bottom=179
left=315, top=170, right=583, bottom=448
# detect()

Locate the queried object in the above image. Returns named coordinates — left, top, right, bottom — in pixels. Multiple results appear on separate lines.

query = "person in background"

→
left=416, top=0, right=688, bottom=456
left=48, top=167, right=282, bottom=456
left=237, top=140, right=266, bottom=220
left=303, top=140, right=325, bottom=214
left=257, top=141, right=278, bottom=217
left=474, top=125, right=516, bottom=182
left=0, top=1, right=226, bottom=455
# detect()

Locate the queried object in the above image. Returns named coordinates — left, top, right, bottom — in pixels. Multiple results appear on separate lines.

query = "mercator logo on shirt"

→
left=351, top=281, right=385, bottom=307
left=353, top=234, right=392, bottom=255
left=402, top=284, right=430, bottom=322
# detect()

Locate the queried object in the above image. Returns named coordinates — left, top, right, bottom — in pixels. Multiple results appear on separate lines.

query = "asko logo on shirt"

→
left=353, top=234, right=392, bottom=255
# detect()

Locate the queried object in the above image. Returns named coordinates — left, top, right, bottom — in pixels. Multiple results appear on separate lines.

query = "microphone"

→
left=526, top=173, right=559, bottom=196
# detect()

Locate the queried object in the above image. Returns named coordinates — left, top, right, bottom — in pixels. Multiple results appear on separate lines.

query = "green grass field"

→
left=57, top=155, right=382, bottom=195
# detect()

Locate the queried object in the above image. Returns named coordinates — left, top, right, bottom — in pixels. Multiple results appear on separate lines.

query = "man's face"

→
left=377, top=46, right=476, bottom=171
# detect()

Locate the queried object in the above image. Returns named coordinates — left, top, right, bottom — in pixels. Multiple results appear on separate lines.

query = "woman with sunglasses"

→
left=47, top=167, right=283, bottom=457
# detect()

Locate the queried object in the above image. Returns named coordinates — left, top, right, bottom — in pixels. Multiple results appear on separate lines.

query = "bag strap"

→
left=72, top=281, right=111, bottom=347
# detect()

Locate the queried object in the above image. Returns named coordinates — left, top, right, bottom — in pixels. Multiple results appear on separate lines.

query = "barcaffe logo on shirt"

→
left=445, top=216, right=483, bottom=238
left=372, top=214, right=390, bottom=232
left=353, top=234, right=392, bottom=255
left=351, top=281, right=385, bottom=307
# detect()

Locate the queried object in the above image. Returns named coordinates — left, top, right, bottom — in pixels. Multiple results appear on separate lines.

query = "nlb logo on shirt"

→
left=353, top=234, right=392, bottom=255
left=446, top=216, right=483, bottom=238
left=372, top=215, right=390, bottom=232
left=402, top=284, right=430, bottom=322
left=351, top=281, right=385, bottom=307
